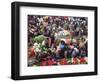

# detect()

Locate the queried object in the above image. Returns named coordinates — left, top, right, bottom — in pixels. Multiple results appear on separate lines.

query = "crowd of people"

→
left=28, top=15, right=88, bottom=66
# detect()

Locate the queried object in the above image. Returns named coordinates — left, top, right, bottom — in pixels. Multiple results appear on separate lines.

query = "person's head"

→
left=47, top=49, right=52, bottom=55
left=61, top=40, right=65, bottom=45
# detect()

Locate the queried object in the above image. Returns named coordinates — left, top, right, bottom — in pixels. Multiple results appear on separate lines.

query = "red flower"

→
left=80, top=57, right=86, bottom=63
left=30, top=48, right=35, bottom=57
left=72, top=58, right=78, bottom=64
left=47, top=59, right=54, bottom=66
left=60, top=58, right=67, bottom=65
left=41, top=61, right=47, bottom=66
